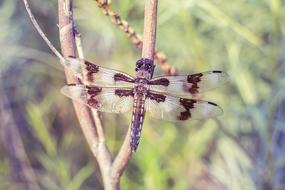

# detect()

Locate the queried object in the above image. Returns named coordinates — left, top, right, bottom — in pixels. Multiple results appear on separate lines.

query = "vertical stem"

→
left=58, top=0, right=97, bottom=146
left=58, top=0, right=76, bottom=59
left=111, top=0, right=158, bottom=189
left=141, top=0, right=158, bottom=59
left=57, top=1, right=109, bottom=153
left=111, top=126, right=132, bottom=189
left=58, top=0, right=99, bottom=153
left=58, top=1, right=113, bottom=189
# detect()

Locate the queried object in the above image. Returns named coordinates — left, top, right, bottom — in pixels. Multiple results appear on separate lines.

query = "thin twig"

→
left=74, top=28, right=106, bottom=143
left=74, top=30, right=115, bottom=189
left=94, top=0, right=176, bottom=75
left=23, top=0, right=64, bottom=62
left=95, top=0, right=143, bottom=49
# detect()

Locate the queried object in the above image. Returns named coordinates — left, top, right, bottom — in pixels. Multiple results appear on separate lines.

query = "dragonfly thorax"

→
left=134, top=83, right=148, bottom=95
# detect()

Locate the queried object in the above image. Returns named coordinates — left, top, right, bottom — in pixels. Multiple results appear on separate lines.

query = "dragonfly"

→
left=61, top=57, right=228, bottom=152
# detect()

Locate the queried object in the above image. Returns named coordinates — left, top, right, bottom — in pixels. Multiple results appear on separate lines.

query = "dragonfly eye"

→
left=135, top=58, right=155, bottom=72
left=145, top=61, right=155, bottom=75
left=135, top=59, right=144, bottom=71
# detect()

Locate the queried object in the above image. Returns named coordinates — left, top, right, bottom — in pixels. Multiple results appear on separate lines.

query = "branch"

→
left=110, top=0, right=158, bottom=186
left=23, top=0, right=64, bottom=62
left=57, top=0, right=99, bottom=150
left=141, top=0, right=158, bottom=59
left=110, top=126, right=132, bottom=187
left=74, top=29, right=106, bottom=142
left=57, top=1, right=113, bottom=190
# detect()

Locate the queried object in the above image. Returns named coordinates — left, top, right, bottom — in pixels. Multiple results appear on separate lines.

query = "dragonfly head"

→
left=135, top=58, right=155, bottom=79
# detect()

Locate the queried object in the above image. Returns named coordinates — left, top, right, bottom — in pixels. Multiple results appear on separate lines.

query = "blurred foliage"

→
left=0, top=0, right=285, bottom=189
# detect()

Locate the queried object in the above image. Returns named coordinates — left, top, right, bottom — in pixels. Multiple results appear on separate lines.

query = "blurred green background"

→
left=0, top=0, right=285, bottom=189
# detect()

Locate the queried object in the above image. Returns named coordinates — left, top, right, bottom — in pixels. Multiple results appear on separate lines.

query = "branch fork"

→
left=23, top=0, right=159, bottom=189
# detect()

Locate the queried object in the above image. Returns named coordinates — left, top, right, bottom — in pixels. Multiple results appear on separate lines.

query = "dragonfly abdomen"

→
left=130, top=86, right=147, bottom=152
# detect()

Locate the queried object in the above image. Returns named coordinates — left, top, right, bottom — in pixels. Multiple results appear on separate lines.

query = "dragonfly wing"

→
left=149, top=71, right=228, bottom=97
left=65, top=57, right=135, bottom=87
left=61, top=84, right=134, bottom=113
left=145, top=90, right=223, bottom=121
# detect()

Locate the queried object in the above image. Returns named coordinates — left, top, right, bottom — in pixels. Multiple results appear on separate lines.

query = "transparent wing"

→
left=64, top=57, right=135, bottom=87
left=149, top=71, right=228, bottom=97
left=61, top=84, right=134, bottom=113
left=145, top=91, right=223, bottom=121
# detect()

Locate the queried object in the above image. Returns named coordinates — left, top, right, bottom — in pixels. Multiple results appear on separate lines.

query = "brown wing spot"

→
left=147, top=91, right=166, bottom=103
left=86, top=86, right=102, bottom=96
left=86, top=86, right=102, bottom=108
left=180, top=98, right=197, bottom=109
left=114, top=73, right=135, bottom=83
left=87, top=98, right=100, bottom=108
left=177, top=98, right=197, bottom=120
left=187, top=73, right=203, bottom=94
left=149, top=78, right=170, bottom=86
left=67, top=83, right=77, bottom=86
left=85, top=61, right=99, bottom=82
left=115, top=89, right=134, bottom=97
left=178, top=110, right=191, bottom=120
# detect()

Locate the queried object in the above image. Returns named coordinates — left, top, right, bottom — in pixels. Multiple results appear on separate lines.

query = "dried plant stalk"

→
left=94, top=0, right=176, bottom=75
left=141, top=0, right=158, bottom=59
left=74, top=29, right=106, bottom=142
left=111, top=1, right=159, bottom=187
left=57, top=1, right=115, bottom=190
